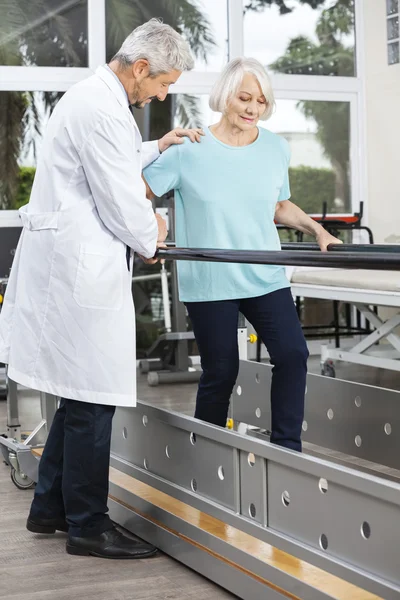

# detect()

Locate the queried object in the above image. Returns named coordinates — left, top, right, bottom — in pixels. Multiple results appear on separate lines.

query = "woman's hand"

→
left=315, top=229, right=343, bottom=252
left=274, top=201, right=343, bottom=251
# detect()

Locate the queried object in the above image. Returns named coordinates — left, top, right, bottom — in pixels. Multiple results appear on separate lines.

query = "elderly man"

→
left=0, top=18, right=202, bottom=559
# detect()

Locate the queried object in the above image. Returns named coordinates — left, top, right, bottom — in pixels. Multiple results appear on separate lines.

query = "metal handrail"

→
left=156, top=246, right=400, bottom=271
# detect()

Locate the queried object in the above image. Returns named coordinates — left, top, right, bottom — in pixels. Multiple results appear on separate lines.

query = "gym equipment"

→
left=282, top=242, right=400, bottom=253
left=231, top=359, right=400, bottom=472
left=0, top=389, right=58, bottom=489
left=138, top=258, right=201, bottom=386
left=138, top=205, right=201, bottom=386
left=156, top=245, right=400, bottom=269
left=108, top=243, right=400, bottom=599
left=277, top=200, right=374, bottom=244
left=0, top=221, right=59, bottom=487
left=109, top=397, right=399, bottom=600
left=0, top=224, right=22, bottom=400
left=5, top=243, right=400, bottom=598
left=290, top=268, right=400, bottom=376
left=0, top=281, right=7, bottom=400
left=278, top=203, right=376, bottom=352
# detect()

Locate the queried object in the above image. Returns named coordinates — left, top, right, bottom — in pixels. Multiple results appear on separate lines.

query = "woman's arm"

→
left=274, top=200, right=342, bottom=251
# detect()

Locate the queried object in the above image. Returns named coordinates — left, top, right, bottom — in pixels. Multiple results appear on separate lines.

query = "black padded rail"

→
left=156, top=247, right=400, bottom=270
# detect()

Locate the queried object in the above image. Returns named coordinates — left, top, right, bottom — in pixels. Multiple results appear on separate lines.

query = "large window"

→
left=243, top=0, right=355, bottom=76
left=266, top=99, right=351, bottom=213
left=0, top=1, right=88, bottom=67
left=0, top=0, right=364, bottom=217
left=387, top=0, right=400, bottom=65
left=0, top=91, right=61, bottom=210
left=105, top=0, right=229, bottom=71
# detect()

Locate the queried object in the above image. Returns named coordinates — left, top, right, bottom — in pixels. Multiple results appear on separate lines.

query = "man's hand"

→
left=158, top=128, right=205, bottom=153
left=156, top=212, right=167, bottom=242
left=138, top=215, right=167, bottom=265
left=139, top=242, right=166, bottom=265
left=316, top=228, right=343, bottom=252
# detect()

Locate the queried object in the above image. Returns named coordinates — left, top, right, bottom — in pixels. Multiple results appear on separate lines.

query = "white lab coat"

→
left=0, top=66, right=160, bottom=407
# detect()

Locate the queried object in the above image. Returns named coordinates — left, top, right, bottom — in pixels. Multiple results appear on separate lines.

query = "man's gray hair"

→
left=112, top=18, right=194, bottom=74
left=209, top=57, right=275, bottom=121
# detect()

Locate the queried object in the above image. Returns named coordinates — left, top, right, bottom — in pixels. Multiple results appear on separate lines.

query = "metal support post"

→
left=171, top=259, right=189, bottom=372
left=237, top=312, right=248, bottom=361
left=160, top=262, right=171, bottom=333
left=6, top=376, right=21, bottom=441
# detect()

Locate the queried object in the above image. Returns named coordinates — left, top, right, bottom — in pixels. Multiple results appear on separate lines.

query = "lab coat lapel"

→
left=95, top=66, right=141, bottom=136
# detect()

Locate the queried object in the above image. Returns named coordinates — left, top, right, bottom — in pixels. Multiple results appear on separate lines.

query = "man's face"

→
left=130, top=63, right=182, bottom=108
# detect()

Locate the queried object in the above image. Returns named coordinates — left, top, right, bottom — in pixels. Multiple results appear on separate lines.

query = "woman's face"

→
left=225, top=73, right=267, bottom=131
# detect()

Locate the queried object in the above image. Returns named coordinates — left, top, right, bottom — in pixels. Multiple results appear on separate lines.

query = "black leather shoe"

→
left=66, top=527, right=158, bottom=559
left=27, top=515, right=69, bottom=534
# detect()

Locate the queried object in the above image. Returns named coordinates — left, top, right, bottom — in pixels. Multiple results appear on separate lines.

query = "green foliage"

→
left=13, top=166, right=36, bottom=209
left=289, top=165, right=336, bottom=214
left=0, top=0, right=86, bottom=209
left=0, top=91, right=27, bottom=208
left=106, top=0, right=215, bottom=63
left=1, top=0, right=215, bottom=209
left=175, top=94, right=203, bottom=128
left=269, top=1, right=355, bottom=77
left=270, top=34, right=354, bottom=77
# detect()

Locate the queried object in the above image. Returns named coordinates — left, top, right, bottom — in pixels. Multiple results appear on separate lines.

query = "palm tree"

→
left=270, top=0, right=354, bottom=210
left=244, top=0, right=327, bottom=14
left=106, top=0, right=215, bottom=140
left=0, top=0, right=87, bottom=208
left=0, top=0, right=215, bottom=208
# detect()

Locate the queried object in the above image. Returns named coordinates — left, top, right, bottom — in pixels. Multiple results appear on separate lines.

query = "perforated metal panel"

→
left=111, top=401, right=400, bottom=599
left=113, top=408, right=237, bottom=509
left=232, top=360, right=400, bottom=470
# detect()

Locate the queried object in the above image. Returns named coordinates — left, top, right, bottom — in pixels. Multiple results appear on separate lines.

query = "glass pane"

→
left=106, top=0, right=228, bottom=71
left=243, top=0, right=355, bottom=76
left=0, top=91, right=62, bottom=210
left=265, top=99, right=351, bottom=214
left=173, top=94, right=218, bottom=129
left=387, top=16, right=400, bottom=40
left=0, top=1, right=88, bottom=67
left=387, top=0, right=399, bottom=16
left=388, top=41, right=400, bottom=64
left=172, top=95, right=351, bottom=215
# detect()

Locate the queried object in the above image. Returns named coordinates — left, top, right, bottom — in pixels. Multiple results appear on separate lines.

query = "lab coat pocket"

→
left=73, top=244, right=123, bottom=310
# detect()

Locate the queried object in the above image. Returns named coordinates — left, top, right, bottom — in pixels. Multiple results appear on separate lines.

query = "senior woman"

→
left=143, top=58, right=340, bottom=452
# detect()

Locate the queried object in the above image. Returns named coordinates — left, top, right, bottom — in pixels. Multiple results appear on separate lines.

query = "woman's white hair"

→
left=209, top=57, right=275, bottom=121
left=112, top=18, right=194, bottom=75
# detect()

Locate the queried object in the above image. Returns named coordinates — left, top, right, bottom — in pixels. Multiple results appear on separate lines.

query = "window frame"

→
left=0, top=0, right=367, bottom=224
left=386, top=0, right=400, bottom=65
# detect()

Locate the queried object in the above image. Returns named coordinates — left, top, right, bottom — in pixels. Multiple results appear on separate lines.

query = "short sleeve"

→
left=143, top=143, right=181, bottom=197
left=278, top=137, right=291, bottom=201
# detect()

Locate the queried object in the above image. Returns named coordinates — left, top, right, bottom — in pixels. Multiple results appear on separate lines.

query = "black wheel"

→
left=321, top=361, right=336, bottom=378
left=10, top=467, right=35, bottom=490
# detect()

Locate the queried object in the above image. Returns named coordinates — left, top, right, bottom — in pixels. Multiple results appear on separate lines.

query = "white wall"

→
left=364, top=0, right=400, bottom=243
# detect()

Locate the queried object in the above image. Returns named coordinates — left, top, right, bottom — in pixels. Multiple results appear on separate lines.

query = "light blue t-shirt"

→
left=143, top=126, right=291, bottom=302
